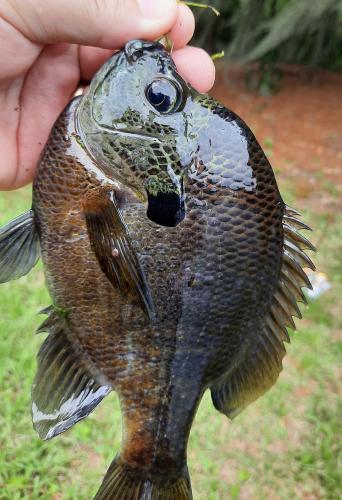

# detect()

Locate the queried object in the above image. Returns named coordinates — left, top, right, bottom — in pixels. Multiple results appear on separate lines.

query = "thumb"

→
left=1, top=0, right=179, bottom=48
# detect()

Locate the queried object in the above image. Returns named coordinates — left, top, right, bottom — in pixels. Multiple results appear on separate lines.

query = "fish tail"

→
left=94, top=457, right=192, bottom=500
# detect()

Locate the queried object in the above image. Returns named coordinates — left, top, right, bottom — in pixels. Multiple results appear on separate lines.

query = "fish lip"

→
left=124, top=40, right=164, bottom=63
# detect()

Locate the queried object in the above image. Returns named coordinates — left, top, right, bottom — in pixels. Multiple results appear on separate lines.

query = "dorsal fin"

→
left=211, top=205, right=315, bottom=418
left=0, top=210, right=40, bottom=283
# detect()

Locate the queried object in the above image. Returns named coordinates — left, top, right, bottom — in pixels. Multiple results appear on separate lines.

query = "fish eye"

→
left=145, top=78, right=182, bottom=114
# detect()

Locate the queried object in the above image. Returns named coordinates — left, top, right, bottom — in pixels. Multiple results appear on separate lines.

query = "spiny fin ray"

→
left=0, top=210, right=40, bottom=283
left=33, top=309, right=111, bottom=440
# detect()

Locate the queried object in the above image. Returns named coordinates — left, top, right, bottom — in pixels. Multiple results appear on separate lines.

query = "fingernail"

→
left=138, top=0, right=176, bottom=19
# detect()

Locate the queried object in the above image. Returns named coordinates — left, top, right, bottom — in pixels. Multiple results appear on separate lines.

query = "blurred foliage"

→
left=192, top=0, right=342, bottom=92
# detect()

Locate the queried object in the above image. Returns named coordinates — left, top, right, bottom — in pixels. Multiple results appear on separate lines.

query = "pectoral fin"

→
left=0, top=210, right=40, bottom=283
left=84, top=190, right=154, bottom=320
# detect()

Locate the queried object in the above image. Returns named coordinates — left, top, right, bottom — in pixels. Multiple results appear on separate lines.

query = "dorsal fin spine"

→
left=210, top=205, right=315, bottom=419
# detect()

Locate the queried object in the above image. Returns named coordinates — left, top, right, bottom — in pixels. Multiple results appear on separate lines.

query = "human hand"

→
left=0, top=0, right=215, bottom=190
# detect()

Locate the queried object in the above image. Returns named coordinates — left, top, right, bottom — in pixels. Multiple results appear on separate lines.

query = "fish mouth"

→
left=147, top=191, right=186, bottom=227
left=124, top=40, right=165, bottom=63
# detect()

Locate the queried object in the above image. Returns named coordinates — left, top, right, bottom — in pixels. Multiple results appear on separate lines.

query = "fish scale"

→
left=0, top=40, right=315, bottom=500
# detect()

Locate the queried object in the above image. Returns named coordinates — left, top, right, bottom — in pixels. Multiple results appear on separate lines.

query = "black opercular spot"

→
left=147, top=192, right=185, bottom=227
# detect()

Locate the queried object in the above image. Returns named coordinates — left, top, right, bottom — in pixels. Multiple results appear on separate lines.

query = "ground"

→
left=0, top=66, right=341, bottom=499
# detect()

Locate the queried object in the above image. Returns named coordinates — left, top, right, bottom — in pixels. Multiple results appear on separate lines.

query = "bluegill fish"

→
left=0, top=40, right=315, bottom=499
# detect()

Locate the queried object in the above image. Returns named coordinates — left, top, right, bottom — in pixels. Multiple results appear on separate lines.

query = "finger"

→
left=1, top=0, right=178, bottom=48
left=0, top=77, right=23, bottom=190
left=79, top=47, right=116, bottom=81
left=172, top=46, right=216, bottom=93
left=168, top=4, right=195, bottom=50
left=79, top=4, right=196, bottom=81
left=79, top=45, right=216, bottom=95
left=14, top=44, right=80, bottom=189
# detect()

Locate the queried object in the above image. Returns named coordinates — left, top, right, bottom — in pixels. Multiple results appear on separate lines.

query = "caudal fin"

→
left=94, top=457, right=192, bottom=500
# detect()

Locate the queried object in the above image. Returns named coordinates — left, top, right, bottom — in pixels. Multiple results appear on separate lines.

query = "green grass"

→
left=0, top=186, right=341, bottom=499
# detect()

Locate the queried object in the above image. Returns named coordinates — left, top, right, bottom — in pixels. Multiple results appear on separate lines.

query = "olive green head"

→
left=76, top=40, right=205, bottom=225
left=76, top=40, right=255, bottom=226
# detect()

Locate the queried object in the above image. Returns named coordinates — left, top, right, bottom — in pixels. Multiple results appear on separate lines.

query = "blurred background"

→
left=0, top=1, right=341, bottom=498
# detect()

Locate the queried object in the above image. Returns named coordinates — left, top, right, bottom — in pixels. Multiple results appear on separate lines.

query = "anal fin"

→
left=33, top=308, right=111, bottom=440
left=0, top=210, right=40, bottom=282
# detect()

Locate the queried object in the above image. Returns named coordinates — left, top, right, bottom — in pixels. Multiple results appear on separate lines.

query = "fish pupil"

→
left=146, top=79, right=179, bottom=114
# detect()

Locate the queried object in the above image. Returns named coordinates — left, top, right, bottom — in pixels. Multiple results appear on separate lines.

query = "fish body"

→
left=0, top=40, right=315, bottom=499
